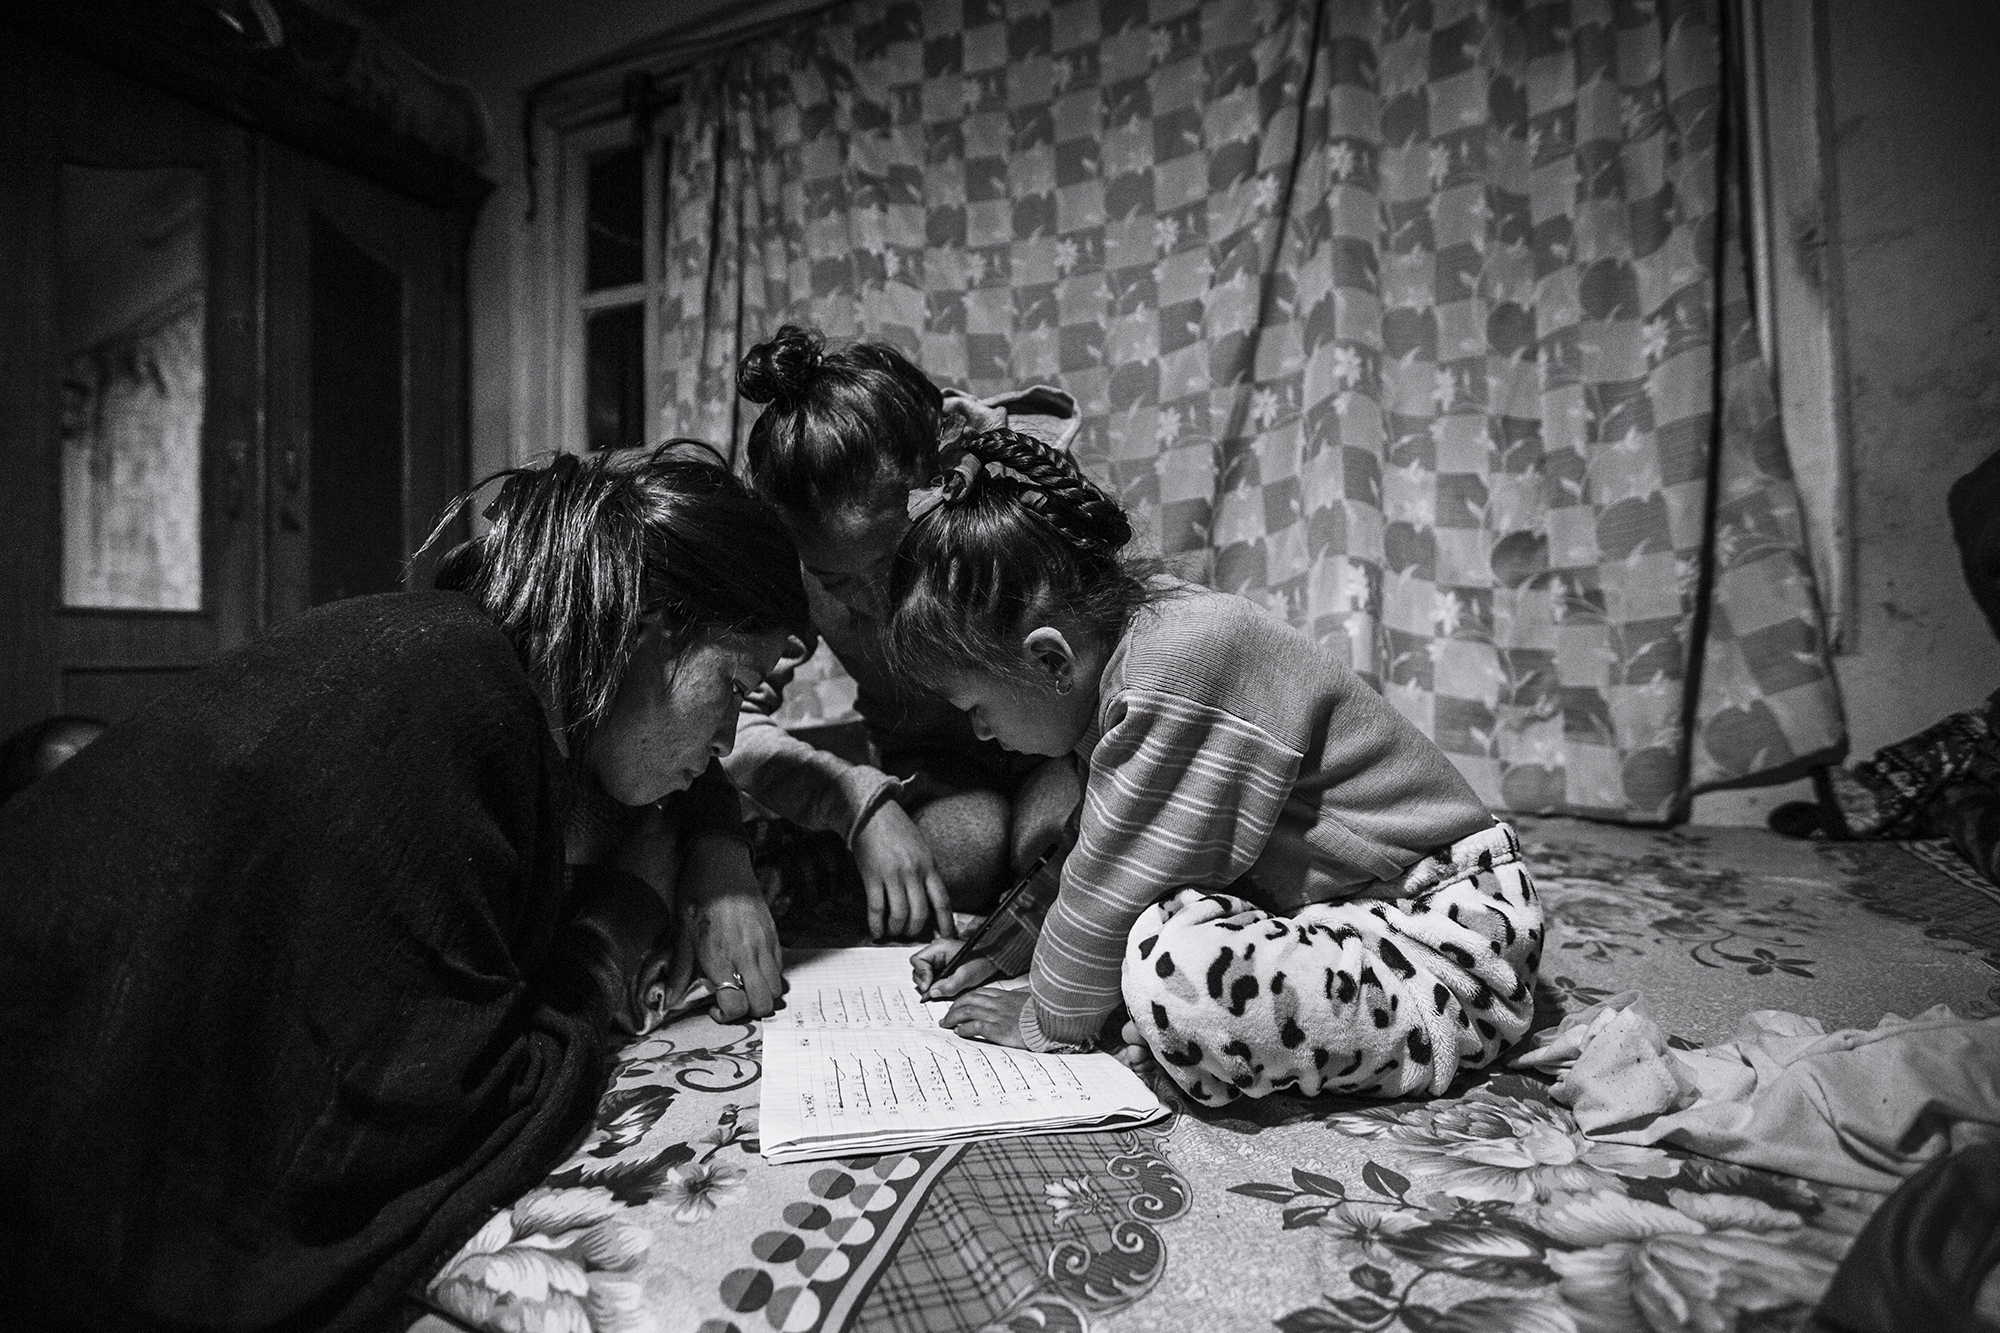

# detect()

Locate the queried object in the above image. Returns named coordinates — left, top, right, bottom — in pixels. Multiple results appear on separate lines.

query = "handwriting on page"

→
left=788, top=981, right=935, bottom=1029
left=761, top=949, right=1168, bottom=1162
left=773, top=949, right=957, bottom=1032
left=794, top=1034, right=1092, bottom=1120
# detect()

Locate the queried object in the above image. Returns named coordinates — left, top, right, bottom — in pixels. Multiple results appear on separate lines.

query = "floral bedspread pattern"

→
left=1224, top=1075, right=1872, bottom=1333
left=418, top=820, right=1999, bottom=1333
left=1516, top=819, right=2000, bottom=1035
left=419, top=1021, right=1191, bottom=1333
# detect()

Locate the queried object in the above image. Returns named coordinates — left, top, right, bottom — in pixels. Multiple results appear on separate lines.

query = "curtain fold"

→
left=658, top=0, right=1846, bottom=822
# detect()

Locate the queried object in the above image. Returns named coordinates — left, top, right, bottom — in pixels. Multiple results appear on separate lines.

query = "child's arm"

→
left=719, top=633, right=902, bottom=845
left=723, top=711, right=901, bottom=845
left=1017, top=690, right=1307, bottom=1051
left=727, top=704, right=960, bottom=941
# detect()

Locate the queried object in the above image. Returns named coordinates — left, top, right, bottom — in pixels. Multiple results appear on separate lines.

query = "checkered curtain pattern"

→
left=657, top=0, right=1847, bottom=822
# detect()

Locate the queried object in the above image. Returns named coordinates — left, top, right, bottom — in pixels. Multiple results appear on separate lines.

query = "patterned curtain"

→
left=657, top=0, right=1846, bottom=822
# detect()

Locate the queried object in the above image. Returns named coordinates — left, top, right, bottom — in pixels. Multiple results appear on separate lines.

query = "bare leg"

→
left=912, top=788, right=1010, bottom=913
left=910, top=757, right=1081, bottom=915
left=1008, top=755, right=1082, bottom=874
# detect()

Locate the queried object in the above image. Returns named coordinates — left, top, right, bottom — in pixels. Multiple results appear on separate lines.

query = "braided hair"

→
left=422, top=441, right=810, bottom=755
left=887, top=428, right=1166, bottom=687
left=738, top=324, right=945, bottom=517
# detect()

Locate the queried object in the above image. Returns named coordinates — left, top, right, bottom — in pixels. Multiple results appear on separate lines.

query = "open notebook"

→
left=759, top=948, right=1170, bottom=1164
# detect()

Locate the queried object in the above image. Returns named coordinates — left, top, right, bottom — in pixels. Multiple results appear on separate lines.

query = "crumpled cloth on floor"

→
left=1514, top=998, right=2000, bottom=1192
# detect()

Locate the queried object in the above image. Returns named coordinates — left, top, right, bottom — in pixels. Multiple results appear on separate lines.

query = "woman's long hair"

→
left=737, top=324, right=944, bottom=516
left=421, top=441, right=810, bottom=753
left=886, top=428, right=1166, bottom=687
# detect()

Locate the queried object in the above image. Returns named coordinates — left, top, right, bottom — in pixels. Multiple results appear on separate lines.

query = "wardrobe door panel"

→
left=265, top=146, right=467, bottom=625
left=0, top=36, right=261, bottom=732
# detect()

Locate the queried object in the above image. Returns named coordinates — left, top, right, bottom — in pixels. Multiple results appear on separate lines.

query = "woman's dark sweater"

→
left=0, top=592, right=615, bottom=1331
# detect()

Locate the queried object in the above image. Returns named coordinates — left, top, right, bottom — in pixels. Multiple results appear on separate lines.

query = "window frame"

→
left=555, top=117, right=668, bottom=456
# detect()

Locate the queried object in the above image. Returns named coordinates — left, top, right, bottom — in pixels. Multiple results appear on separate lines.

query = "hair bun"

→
left=958, top=427, right=1133, bottom=554
left=738, top=325, right=825, bottom=406
left=1074, top=495, right=1133, bottom=552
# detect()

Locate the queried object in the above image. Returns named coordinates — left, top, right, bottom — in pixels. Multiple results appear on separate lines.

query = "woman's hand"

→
left=679, top=833, right=783, bottom=1022
left=740, top=634, right=814, bottom=717
left=908, top=938, right=1000, bottom=999
left=852, top=802, right=955, bottom=941
left=939, top=984, right=1029, bottom=1048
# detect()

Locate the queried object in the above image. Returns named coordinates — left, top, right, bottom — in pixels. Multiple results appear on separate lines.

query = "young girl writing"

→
left=893, top=428, right=1543, bottom=1103
left=729, top=325, right=1082, bottom=939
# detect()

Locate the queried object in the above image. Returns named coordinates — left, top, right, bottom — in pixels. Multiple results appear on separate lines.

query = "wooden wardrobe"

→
left=0, top=4, right=487, bottom=734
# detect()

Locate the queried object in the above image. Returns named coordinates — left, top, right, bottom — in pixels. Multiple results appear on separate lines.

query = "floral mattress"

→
left=414, top=819, right=2000, bottom=1333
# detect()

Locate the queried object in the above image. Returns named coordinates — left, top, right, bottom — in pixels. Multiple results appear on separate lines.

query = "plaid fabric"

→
left=657, top=0, right=1845, bottom=821
left=858, top=1125, right=1186, bottom=1332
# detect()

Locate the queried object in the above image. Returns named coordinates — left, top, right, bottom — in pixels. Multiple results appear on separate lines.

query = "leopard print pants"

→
left=1121, top=823, right=1541, bottom=1104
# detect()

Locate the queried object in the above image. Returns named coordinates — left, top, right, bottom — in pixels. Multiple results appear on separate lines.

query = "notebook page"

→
left=760, top=948, right=1166, bottom=1162
left=768, top=948, right=951, bottom=1031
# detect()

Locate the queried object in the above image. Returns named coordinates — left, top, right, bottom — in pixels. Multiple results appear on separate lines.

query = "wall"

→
left=385, top=0, right=677, bottom=489
left=1818, top=0, right=2000, bottom=739
left=1694, top=0, right=2000, bottom=823
left=386, top=0, right=2000, bottom=825
left=380, top=0, right=826, bottom=488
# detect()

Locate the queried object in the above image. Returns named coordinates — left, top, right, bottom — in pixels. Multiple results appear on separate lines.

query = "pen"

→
left=920, top=839, right=1061, bottom=999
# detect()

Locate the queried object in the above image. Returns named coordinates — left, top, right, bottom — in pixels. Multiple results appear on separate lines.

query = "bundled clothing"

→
left=1516, top=997, right=2000, bottom=1333
left=1790, top=692, right=2000, bottom=888
left=1517, top=999, right=2000, bottom=1193
left=1773, top=447, right=2000, bottom=887
left=981, top=583, right=1542, bottom=1103
left=0, top=593, right=705, bottom=1331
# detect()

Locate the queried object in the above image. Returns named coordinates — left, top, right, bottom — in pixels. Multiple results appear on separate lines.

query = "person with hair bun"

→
left=731, top=324, right=1084, bottom=941
left=0, top=442, right=809, bottom=1331
left=892, top=428, right=1545, bottom=1107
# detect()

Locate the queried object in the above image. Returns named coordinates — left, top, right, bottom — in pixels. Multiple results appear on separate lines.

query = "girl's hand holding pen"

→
left=910, top=937, right=1021, bottom=1045
left=909, top=838, right=1062, bottom=999
left=937, top=985, right=1029, bottom=1048
left=909, top=939, right=1000, bottom=999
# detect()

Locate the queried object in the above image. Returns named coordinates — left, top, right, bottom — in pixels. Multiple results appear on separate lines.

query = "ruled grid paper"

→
left=759, top=949, right=1168, bottom=1164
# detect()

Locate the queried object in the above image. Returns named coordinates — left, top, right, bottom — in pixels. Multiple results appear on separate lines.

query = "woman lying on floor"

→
left=900, top=429, right=1544, bottom=1105
left=0, top=444, right=809, bottom=1331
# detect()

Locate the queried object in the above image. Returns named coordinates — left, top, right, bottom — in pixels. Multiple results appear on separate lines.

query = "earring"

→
left=1054, top=678, right=1073, bottom=696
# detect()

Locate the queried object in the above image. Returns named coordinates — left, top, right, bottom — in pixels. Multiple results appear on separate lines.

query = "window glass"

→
left=308, top=213, right=406, bottom=604
left=586, top=303, right=644, bottom=452
left=57, top=164, right=207, bottom=610
left=585, top=145, right=643, bottom=292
